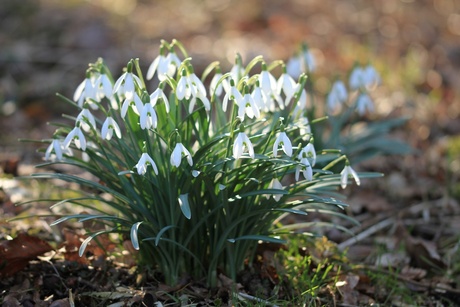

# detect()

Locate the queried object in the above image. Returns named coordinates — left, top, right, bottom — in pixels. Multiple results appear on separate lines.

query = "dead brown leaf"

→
left=336, top=274, right=360, bottom=306
left=59, top=228, right=116, bottom=264
left=0, top=233, right=53, bottom=277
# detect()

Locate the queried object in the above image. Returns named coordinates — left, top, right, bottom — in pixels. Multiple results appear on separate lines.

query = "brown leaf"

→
left=404, top=235, right=446, bottom=270
left=60, top=228, right=116, bottom=264
left=0, top=233, right=53, bottom=277
left=336, top=274, right=360, bottom=305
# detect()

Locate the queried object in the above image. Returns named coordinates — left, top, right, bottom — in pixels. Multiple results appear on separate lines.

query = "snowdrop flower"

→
left=146, top=46, right=168, bottom=81
left=177, top=70, right=211, bottom=113
left=230, top=53, right=245, bottom=82
left=259, top=63, right=277, bottom=97
left=363, top=65, right=381, bottom=89
left=189, top=91, right=211, bottom=113
left=64, top=126, right=86, bottom=151
left=94, top=73, right=113, bottom=101
left=349, top=66, right=363, bottom=91
left=296, top=115, right=312, bottom=140
left=287, top=44, right=316, bottom=78
left=356, top=93, right=374, bottom=115
left=150, top=85, right=170, bottom=113
left=223, top=79, right=243, bottom=112
left=210, top=69, right=224, bottom=97
left=113, top=61, right=142, bottom=100
left=327, top=80, right=348, bottom=113
left=140, top=103, right=158, bottom=130
left=76, top=108, right=97, bottom=132
left=273, top=131, right=292, bottom=157
left=147, top=47, right=182, bottom=81
left=74, top=75, right=97, bottom=108
left=164, top=50, right=181, bottom=78
left=170, top=143, right=193, bottom=167
left=299, top=142, right=316, bottom=166
left=101, top=117, right=121, bottom=140
left=251, top=80, right=268, bottom=111
left=233, top=131, right=254, bottom=159
left=267, top=178, right=283, bottom=202
left=292, top=82, right=308, bottom=111
left=135, top=153, right=158, bottom=175
left=340, top=164, right=360, bottom=189
left=295, top=155, right=312, bottom=181
left=190, top=72, right=207, bottom=98
left=176, top=71, right=192, bottom=100
left=349, top=65, right=380, bottom=91
left=286, top=57, right=302, bottom=80
left=277, top=65, right=297, bottom=106
left=121, top=92, right=143, bottom=118
left=237, top=86, right=260, bottom=120
left=45, top=139, right=64, bottom=161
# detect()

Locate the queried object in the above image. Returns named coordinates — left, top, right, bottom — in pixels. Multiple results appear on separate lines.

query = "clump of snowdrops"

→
left=30, top=39, right=384, bottom=286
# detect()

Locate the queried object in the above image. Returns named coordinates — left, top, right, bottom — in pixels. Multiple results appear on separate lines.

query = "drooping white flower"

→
left=135, top=152, right=158, bottom=175
left=295, top=156, right=312, bottom=181
left=146, top=53, right=168, bottom=81
left=101, top=116, right=122, bottom=140
left=233, top=132, right=254, bottom=159
left=277, top=66, right=297, bottom=106
left=94, top=73, right=113, bottom=101
left=349, top=65, right=380, bottom=91
left=340, top=164, right=360, bottom=189
left=299, top=142, right=316, bottom=166
left=45, top=139, right=64, bottom=161
left=64, top=126, right=86, bottom=151
left=121, top=92, right=143, bottom=118
left=210, top=71, right=223, bottom=97
left=273, top=131, right=292, bottom=157
left=176, top=71, right=193, bottom=100
left=327, top=80, right=348, bottom=113
left=230, top=53, right=245, bottom=82
left=259, top=64, right=278, bottom=97
left=170, top=143, right=193, bottom=167
left=165, top=51, right=181, bottom=78
left=292, top=83, right=308, bottom=111
left=356, top=93, right=374, bottom=115
left=189, top=73, right=207, bottom=99
left=74, top=76, right=97, bottom=108
left=301, top=48, right=316, bottom=72
left=222, top=79, right=243, bottom=112
left=237, top=90, right=260, bottom=121
left=286, top=45, right=316, bottom=78
left=76, top=108, right=97, bottom=132
left=251, top=81, right=269, bottom=111
left=140, top=103, right=158, bottom=130
left=113, top=68, right=142, bottom=100
left=188, top=91, right=211, bottom=113
left=363, top=65, right=381, bottom=89
left=150, top=86, right=170, bottom=113
left=286, top=56, right=302, bottom=80
left=268, top=178, right=283, bottom=202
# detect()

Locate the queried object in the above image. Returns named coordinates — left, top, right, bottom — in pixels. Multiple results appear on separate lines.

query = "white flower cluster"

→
left=45, top=43, right=364, bottom=195
left=327, top=64, right=381, bottom=115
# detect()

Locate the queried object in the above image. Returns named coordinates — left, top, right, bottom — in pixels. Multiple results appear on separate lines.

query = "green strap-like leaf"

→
left=178, top=194, right=191, bottom=219
left=130, top=221, right=143, bottom=250
left=227, top=235, right=286, bottom=244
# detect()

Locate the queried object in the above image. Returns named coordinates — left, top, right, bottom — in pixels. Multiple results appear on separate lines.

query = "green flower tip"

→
left=127, top=60, right=134, bottom=73
left=235, top=53, right=242, bottom=65
left=261, top=62, right=268, bottom=71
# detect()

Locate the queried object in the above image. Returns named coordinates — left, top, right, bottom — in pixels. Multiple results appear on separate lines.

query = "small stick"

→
left=337, top=217, right=395, bottom=251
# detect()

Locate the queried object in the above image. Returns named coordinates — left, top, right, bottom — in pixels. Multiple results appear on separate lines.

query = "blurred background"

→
left=1, top=0, right=459, bottom=169
left=2, top=1, right=460, bottom=300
